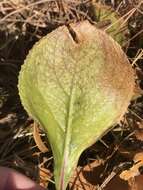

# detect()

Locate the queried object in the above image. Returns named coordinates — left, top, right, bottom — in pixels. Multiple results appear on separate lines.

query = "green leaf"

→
left=91, top=2, right=128, bottom=46
left=18, top=21, right=134, bottom=190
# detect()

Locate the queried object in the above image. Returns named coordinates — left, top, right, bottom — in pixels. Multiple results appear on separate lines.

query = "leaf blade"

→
left=18, top=21, right=134, bottom=190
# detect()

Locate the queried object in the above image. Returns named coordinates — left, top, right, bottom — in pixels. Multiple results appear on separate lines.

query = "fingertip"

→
left=0, top=166, right=44, bottom=190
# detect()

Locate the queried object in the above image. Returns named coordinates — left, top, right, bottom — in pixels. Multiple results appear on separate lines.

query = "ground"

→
left=0, top=0, right=143, bottom=190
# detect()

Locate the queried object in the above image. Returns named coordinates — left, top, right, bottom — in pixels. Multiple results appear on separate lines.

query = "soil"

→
left=0, top=0, right=143, bottom=190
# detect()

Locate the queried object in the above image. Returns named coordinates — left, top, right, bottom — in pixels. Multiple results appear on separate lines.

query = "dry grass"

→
left=0, top=0, right=92, bottom=36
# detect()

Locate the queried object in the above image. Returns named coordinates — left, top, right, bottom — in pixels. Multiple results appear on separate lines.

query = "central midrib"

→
left=59, top=77, right=76, bottom=190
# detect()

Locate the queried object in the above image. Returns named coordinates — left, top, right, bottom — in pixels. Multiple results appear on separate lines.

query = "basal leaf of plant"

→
left=18, top=21, right=134, bottom=190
